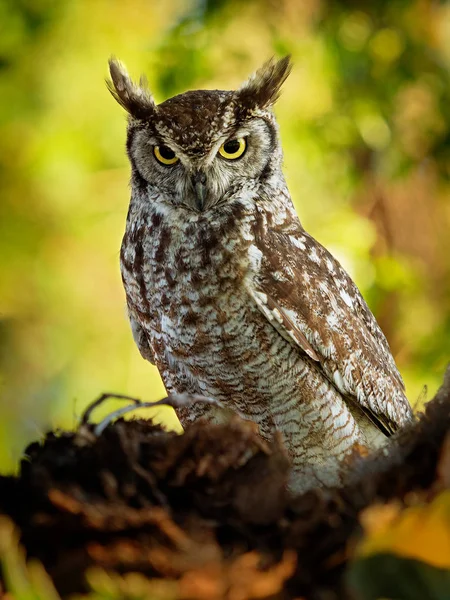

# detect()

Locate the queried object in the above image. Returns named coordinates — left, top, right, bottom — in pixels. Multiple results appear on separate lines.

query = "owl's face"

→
left=109, top=57, right=291, bottom=213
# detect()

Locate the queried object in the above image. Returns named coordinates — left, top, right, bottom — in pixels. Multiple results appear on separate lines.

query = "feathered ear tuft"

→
left=107, top=57, right=156, bottom=120
left=236, top=56, right=292, bottom=112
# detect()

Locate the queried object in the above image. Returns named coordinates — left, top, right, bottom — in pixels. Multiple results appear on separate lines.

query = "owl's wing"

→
left=247, top=223, right=412, bottom=435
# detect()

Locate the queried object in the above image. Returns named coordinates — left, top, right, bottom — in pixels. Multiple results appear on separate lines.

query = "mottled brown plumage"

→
left=109, top=56, right=413, bottom=491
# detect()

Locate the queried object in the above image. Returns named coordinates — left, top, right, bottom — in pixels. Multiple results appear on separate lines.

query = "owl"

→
left=108, top=56, right=413, bottom=491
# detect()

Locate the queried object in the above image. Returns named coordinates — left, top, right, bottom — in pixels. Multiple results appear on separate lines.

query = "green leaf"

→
left=347, top=553, right=450, bottom=600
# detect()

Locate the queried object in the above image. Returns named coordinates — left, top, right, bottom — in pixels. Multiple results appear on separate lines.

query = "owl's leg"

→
left=176, top=401, right=241, bottom=429
left=159, top=366, right=242, bottom=429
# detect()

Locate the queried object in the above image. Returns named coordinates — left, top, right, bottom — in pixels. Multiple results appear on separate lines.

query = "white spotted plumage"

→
left=110, top=56, right=413, bottom=491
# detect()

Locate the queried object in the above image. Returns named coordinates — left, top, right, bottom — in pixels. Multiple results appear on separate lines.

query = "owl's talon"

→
left=80, top=392, right=223, bottom=437
left=80, top=392, right=143, bottom=427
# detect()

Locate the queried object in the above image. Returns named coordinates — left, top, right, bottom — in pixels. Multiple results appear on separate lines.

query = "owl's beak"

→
left=192, top=171, right=207, bottom=211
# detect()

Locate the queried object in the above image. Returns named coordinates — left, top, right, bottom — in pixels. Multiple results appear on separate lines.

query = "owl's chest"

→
left=148, top=233, right=286, bottom=404
left=125, top=213, right=263, bottom=352
left=151, top=228, right=251, bottom=335
left=122, top=209, right=305, bottom=427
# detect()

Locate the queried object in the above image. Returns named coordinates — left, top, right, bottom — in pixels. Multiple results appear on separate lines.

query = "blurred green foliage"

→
left=0, top=0, right=449, bottom=471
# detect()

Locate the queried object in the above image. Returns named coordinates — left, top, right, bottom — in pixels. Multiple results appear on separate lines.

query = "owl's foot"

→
left=80, top=392, right=224, bottom=436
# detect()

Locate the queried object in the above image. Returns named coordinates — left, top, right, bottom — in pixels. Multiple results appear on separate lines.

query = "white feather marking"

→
left=309, top=246, right=321, bottom=264
left=326, top=312, right=340, bottom=329
left=340, top=289, right=354, bottom=308
left=247, top=244, right=263, bottom=269
left=318, top=281, right=340, bottom=312
left=272, top=271, right=285, bottom=281
left=289, top=235, right=306, bottom=250
left=332, top=370, right=346, bottom=394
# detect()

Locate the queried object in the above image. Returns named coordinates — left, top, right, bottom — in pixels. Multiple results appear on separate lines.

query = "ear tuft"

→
left=236, top=56, right=292, bottom=112
left=107, top=57, right=156, bottom=120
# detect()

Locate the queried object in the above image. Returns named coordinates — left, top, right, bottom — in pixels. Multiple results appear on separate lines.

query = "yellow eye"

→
left=219, top=138, right=247, bottom=160
left=154, top=145, right=179, bottom=165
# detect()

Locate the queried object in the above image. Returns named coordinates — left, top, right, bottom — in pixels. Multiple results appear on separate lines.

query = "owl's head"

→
left=108, top=57, right=291, bottom=212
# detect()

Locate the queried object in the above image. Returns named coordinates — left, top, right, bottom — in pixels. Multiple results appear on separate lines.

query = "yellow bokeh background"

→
left=1, top=0, right=449, bottom=471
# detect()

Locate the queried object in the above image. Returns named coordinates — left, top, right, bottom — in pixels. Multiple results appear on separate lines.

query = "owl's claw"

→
left=80, top=392, right=143, bottom=428
left=79, top=392, right=222, bottom=437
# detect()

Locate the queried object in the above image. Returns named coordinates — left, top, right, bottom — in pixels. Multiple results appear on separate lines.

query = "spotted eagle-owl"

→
left=108, top=56, right=412, bottom=490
